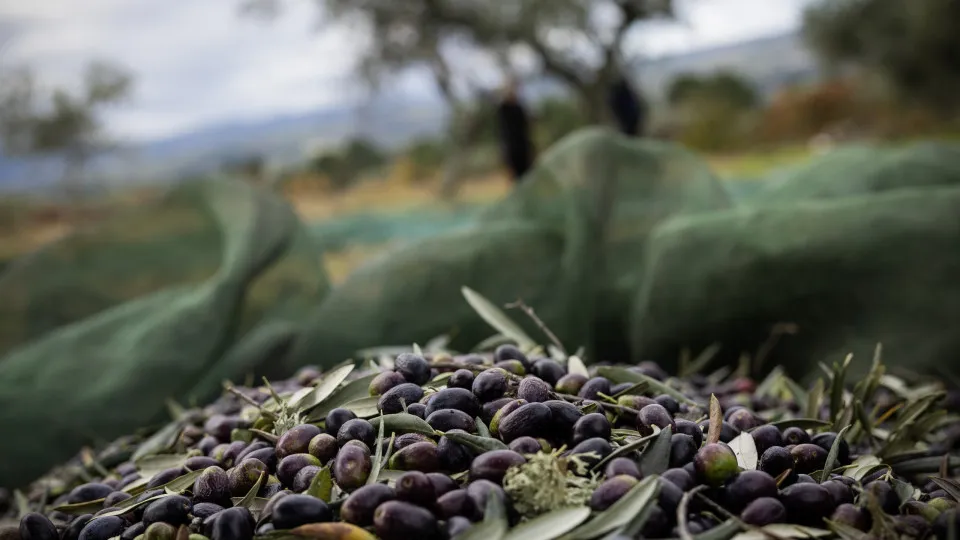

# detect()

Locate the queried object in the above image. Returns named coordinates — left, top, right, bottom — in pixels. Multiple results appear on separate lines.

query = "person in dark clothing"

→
left=608, top=76, right=646, bottom=137
left=496, top=81, right=535, bottom=182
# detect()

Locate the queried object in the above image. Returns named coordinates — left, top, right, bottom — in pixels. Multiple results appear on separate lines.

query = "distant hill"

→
left=0, top=31, right=818, bottom=194
left=633, top=31, right=819, bottom=99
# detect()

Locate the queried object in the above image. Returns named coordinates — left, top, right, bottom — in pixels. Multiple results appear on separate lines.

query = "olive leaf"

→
left=369, top=413, right=435, bottom=436
left=890, top=477, right=919, bottom=507
left=679, top=343, right=722, bottom=378
left=476, top=417, right=491, bottom=438
left=51, top=498, right=110, bottom=515
left=249, top=429, right=280, bottom=444
left=461, top=286, right=536, bottom=351
left=567, top=356, right=589, bottom=378
left=731, top=524, right=832, bottom=539
left=306, top=373, right=379, bottom=420
left=442, top=430, right=509, bottom=453
left=728, top=432, right=758, bottom=470
left=292, top=364, right=355, bottom=412
left=231, top=497, right=270, bottom=521
left=89, top=494, right=168, bottom=518
left=369, top=434, right=396, bottom=486
left=930, top=477, right=960, bottom=502
left=283, top=387, right=316, bottom=411
left=425, top=334, right=452, bottom=353
left=120, top=477, right=150, bottom=495
left=818, top=425, right=851, bottom=483
left=640, top=426, right=673, bottom=477
left=853, top=347, right=885, bottom=408
left=376, top=469, right=407, bottom=482
left=825, top=519, right=869, bottom=540
left=607, top=488, right=660, bottom=539
left=774, top=469, right=794, bottom=487
left=781, top=375, right=809, bottom=413
left=474, top=334, right=518, bottom=353
left=561, top=476, right=660, bottom=540
left=763, top=418, right=831, bottom=431
left=853, top=400, right=873, bottom=443
left=455, top=491, right=508, bottom=540
left=592, top=430, right=661, bottom=471
left=135, top=454, right=189, bottom=478
left=235, top=470, right=267, bottom=510
left=334, top=397, right=380, bottom=419
left=689, top=519, right=742, bottom=540
left=806, top=378, right=825, bottom=420
left=842, top=455, right=882, bottom=480
left=132, top=419, right=186, bottom=462
left=307, top=466, right=334, bottom=502
left=424, top=372, right=455, bottom=389
left=596, top=366, right=697, bottom=406
left=289, top=523, right=377, bottom=539
left=166, top=468, right=206, bottom=493
left=706, top=394, right=722, bottom=445
left=502, top=506, right=591, bottom=540
left=367, top=416, right=387, bottom=486
left=829, top=355, right=853, bottom=425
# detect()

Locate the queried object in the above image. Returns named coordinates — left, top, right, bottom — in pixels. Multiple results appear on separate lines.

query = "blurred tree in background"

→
left=666, top=71, right=759, bottom=151
left=804, top=0, right=960, bottom=112
left=0, top=61, right=133, bottom=196
left=309, top=138, right=387, bottom=191
left=242, top=0, right=674, bottom=195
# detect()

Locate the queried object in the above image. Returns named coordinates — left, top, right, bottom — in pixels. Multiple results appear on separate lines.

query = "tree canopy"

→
left=0, top=61, right=132, bottom=187
left=666, top=71, right=758, bottom=110
left=803, top=0, right=960, bottom=111
left=243, top=0, right=674, bottom=121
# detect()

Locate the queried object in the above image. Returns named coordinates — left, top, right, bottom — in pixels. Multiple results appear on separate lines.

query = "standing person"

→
left=496, top=79, right=535, bottom=182
left=608, top=75, right=647, bottom=137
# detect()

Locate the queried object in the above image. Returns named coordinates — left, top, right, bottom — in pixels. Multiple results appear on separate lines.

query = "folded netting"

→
left=631, top=185, right=960, bottom=382
left=285, top=128, right=731, bottom=369
left=0, top=178, right=329, bottom=487
left=750, top=140, right=960, bottom=204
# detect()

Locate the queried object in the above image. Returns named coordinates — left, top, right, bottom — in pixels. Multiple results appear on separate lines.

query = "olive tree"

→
left=0, top=61, right=133, bottom=195
left=804, top=0, right=960, bottom=112
left=242, top=0, right=673, bottom=196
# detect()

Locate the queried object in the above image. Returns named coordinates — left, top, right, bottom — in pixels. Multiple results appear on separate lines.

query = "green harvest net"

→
left=0, top=179, right=329, bottom=487
left=2, top=129, right=960, bottom=488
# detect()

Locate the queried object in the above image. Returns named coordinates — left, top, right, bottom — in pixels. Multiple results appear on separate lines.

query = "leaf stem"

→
left=505, top=299, right=566, bottom=356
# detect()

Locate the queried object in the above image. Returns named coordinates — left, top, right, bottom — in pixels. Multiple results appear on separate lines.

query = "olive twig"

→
left=505, top=299, right=566, bottom=357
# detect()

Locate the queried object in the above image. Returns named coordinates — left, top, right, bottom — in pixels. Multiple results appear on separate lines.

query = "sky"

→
left=0, top=0, right=817, bottom=143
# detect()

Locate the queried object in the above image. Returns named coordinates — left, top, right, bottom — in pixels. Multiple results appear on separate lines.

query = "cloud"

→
left=1, top=0, right=818, bottom=142
left=3, top=0, right=363, bottom=140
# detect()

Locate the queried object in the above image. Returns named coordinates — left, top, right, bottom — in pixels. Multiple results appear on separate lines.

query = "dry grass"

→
left=286, top=170, right=512, bottom=223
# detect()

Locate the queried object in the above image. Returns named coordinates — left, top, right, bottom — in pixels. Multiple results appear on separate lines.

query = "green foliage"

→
left=667, top=71, right=758, bottom=110
left=803, top=0, right=960, bottom=111
left=241, top=1, right=674, bottom=123
left=309, top=138, right=387, bottom=190
left=0, top=61, right=131, bottom=159
left=404, top=138, right=448, bottom=175
left=666, top=71, right=759, bottom=151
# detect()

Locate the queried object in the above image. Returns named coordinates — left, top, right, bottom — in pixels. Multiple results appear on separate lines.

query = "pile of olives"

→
left=4, top=345, right=960, bottom=540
